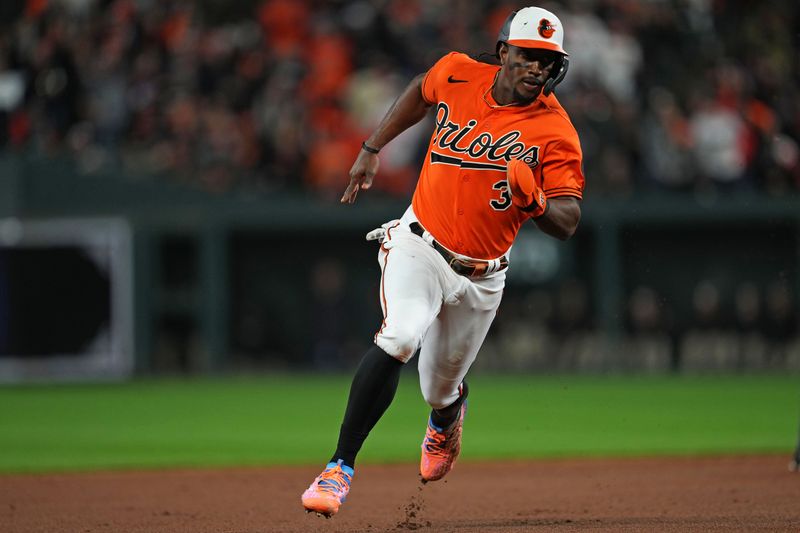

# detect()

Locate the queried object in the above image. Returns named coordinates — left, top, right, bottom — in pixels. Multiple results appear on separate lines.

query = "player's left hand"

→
left=507, top=158, right=547, bottom=218
left=342, top=149, right=380, bottom=204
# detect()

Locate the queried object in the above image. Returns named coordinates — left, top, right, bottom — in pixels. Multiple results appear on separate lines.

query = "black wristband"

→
left=531, top=200, right=550, bottom=220
left=521, top=194, right=549, bottom=218
left=361, top=141, right=380, bottom=154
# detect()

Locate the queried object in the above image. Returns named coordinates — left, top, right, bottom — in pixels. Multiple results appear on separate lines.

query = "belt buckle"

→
left=449, top=256, right=478, bottom=278
left=447, top=256, right=464, bottom=271
left=449, top=252, right=507, bottom=278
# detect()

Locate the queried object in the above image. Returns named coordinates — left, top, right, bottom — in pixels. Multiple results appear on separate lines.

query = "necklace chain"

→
left=483, top=72, right=521, bottom=108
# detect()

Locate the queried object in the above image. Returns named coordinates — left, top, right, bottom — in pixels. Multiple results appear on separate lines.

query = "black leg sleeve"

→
left=330, top=344, right=403, bottom=468
left=430, top=380, right=469, bottom=430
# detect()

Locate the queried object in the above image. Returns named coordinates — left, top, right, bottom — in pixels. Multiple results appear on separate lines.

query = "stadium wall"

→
left=1, top=153, right=798, bottom=377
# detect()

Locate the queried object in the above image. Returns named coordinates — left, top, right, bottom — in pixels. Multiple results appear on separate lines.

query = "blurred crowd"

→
left=478, top=277, right=800, bottom=373
left=0, top=0, right=798, bottom=198
left=235, top=246, right=795, bottom=373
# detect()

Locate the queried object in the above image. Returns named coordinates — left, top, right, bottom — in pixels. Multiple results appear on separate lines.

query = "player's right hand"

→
left=342, top=149, right=380, bottom=204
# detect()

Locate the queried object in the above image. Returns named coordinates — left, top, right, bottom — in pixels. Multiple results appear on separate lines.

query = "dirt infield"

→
left=1, top=455, right=798, bottom=532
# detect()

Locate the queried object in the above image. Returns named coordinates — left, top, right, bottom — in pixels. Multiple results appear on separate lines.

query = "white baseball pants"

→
left=372, top=212, right=505, bottom=409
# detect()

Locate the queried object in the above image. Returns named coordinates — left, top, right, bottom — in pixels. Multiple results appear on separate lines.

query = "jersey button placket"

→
left=459, top=173, right=468, bottom=215
left=454, top=172, right=468, bottom=252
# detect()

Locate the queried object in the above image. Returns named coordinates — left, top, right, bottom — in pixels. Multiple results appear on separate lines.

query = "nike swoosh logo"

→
left=447, top=75, right=468, bottom=83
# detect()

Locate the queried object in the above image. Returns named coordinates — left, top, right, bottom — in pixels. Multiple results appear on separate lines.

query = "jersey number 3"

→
left=489, top=180, right=512, bottom=211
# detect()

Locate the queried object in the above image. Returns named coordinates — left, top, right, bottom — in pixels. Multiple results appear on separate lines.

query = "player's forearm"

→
left=533, top=197, right=581, bottom=240
left=365, top=74, right=430, bottom=150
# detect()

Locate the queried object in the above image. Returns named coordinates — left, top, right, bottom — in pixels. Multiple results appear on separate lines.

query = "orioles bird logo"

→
left=538, top=18, right=556, bottom=38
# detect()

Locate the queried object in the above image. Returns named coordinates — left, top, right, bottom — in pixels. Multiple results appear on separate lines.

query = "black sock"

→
left=430, top=380, right=469, bottom=430
left=330, top=345, right=403, bottom=468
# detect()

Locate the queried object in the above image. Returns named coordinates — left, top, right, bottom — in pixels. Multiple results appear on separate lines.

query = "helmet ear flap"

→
left=543, top=56, right=569, bottom=96
left=495, top=11, right=516, bottom=59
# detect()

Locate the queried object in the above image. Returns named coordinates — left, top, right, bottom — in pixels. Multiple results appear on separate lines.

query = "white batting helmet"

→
left=496, top=6, right=570, bottom=95
left=497, top=6, right=568, bottom=56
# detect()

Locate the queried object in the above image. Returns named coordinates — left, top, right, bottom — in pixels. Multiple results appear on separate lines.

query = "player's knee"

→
left=420, top=384, right=458, bottom=410
left=388, top=336, right=419, bottom=362
left=376, top=326, right=421, bottom=363
left=375, top=334, right=419, bottom=363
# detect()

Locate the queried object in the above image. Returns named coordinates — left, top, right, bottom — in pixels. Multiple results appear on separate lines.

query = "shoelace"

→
left=423, top=427, right=451, bottom=458
left=316, top=467, right=351, bottom=494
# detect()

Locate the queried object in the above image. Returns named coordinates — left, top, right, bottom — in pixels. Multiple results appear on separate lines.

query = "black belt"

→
left=409, top=222, right=508, bottom=278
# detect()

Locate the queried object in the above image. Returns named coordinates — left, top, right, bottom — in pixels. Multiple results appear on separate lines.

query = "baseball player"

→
left=302, top=6, right=584, bottom=517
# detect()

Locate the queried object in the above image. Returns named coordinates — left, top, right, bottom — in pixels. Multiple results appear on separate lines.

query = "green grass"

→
left=0, top=374, right=797, bottom=473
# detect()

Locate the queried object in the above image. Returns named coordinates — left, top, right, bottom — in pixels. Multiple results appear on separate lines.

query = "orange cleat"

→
left=301, top=460, right=354, bottom=517
left=419, top=402, right=467, bottom=482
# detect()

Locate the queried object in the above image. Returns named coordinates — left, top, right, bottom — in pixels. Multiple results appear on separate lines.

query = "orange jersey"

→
left=412, top=52, right=585, bottom=259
